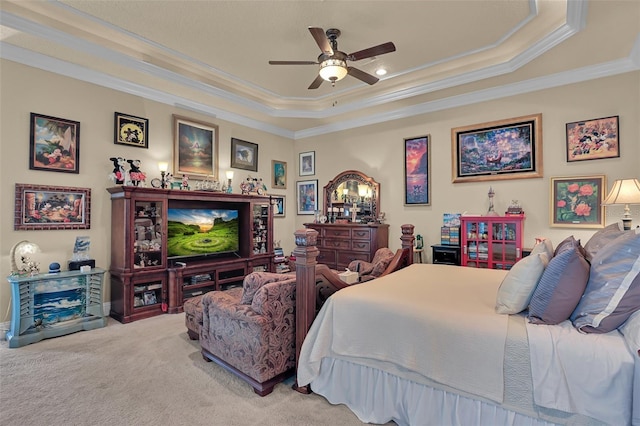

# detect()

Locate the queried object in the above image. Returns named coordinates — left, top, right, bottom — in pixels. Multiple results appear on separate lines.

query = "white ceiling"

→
left=1, top=0, right=639, bottom=139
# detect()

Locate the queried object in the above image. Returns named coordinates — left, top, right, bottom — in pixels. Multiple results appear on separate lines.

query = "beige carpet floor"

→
left=0, top=313, right=371, bottom=426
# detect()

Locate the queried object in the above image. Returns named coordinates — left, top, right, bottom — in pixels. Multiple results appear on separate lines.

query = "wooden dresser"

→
left=304, top=223, right=389, bottom=270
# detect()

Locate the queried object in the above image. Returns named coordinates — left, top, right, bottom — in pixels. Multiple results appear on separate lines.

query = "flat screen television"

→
left=167, top=208, right=240, bottom=259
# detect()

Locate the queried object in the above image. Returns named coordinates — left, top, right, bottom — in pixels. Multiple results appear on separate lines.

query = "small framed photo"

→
left=29, top=113, right=80, bottom=174
left=272, top=160, right=287, bottom=189
left=566, top=115, right=619, bottom=162
left=296, top=180, right=318, bottom=215
left=404, top=135, right=431, bottom=205
left=272, top=195, right=286, bottom=217
left=143, top=291, right=157, bottom=305
left=451, top=113, right=542, bottom=183
left=14, top=183, right=91, bottom=230
left=231, top=138, right=258, bottom=172
left=114, top=112, right=149, bottom=148
left=299, top=151, right=315, bottom=176
left=550, top=175, right=606, bottom=228
left=173, top=115, right=218, bottom=178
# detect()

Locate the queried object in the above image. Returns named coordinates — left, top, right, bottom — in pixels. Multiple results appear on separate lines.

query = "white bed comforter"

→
left=298, top=264, right=510, bottom=403
left=526, top=319, right=635, bottom=426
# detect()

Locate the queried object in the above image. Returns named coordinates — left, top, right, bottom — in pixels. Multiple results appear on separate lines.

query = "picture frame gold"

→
left=271, top=160, right=287, bottom=189
left=14, top=183, right=91, bottom=230
left=451, top=113, right=542, bottom=183
left=549, top=175, right=606, bottom=228
left=173, top=115, right=218, bottom=179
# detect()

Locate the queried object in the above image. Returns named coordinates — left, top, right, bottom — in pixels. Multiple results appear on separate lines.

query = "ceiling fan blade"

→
left=308, top=27, right=333, bottom=56
left=347, top=42, right=396, bottom=61
left=308, top=74, right=324, bottom=89
left=269, top=60, right=318, bottom=65
left=347, top=67, right=379, bottom=85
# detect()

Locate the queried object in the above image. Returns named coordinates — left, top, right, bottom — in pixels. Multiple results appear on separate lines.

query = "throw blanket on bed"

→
left=298, top=264, right=509, bottom=403
left=526, top=320, right=635, bottom=425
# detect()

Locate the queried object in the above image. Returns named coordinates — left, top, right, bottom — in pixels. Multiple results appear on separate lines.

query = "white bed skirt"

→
left=311, top=357, right=559, bottom=426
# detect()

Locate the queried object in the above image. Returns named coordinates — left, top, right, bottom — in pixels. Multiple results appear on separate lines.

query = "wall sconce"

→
left=603, top=178, right=640, bottom=230
left=225, top=170, right=234, bottom=194
left=158, top=162, right=169, bottom=189
left=10, top=240, right=41, bottom=276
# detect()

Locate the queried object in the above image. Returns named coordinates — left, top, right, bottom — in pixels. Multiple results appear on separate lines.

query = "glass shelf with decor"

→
left=461, top=215, right=525, bottom=270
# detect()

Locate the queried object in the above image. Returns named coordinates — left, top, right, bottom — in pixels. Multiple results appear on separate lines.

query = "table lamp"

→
left=158, top=162, right=169, bottom=188
left=603, top=178, right=640, bottom=230
left=225, top=170, right=234, bottom=193
left=10, top=240, right=42, bottom=275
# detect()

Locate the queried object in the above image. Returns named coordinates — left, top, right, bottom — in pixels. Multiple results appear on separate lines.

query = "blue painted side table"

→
left=6, top=268, right=107, bottom=348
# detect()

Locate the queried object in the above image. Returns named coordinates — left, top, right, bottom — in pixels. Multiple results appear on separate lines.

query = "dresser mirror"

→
left=323, top=170, right=380, bottom=223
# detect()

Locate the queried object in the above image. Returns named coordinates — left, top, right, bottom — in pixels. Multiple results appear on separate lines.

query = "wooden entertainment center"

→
left=108, top=186, right=274, bottom=323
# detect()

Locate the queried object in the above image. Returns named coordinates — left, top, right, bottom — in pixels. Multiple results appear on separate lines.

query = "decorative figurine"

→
left=108, top=157, right=127, bottom=184
left=127, top=159, right=146, bottom=186
left=485, top=186, right=499, bottom=216
left=181, top=174, right=189, bottom=190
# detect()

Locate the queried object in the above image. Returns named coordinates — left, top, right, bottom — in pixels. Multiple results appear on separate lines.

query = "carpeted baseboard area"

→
left=0, top=313, right=370, bottom=426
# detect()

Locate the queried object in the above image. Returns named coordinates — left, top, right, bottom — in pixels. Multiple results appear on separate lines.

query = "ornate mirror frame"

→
left=323, top=170, right=380, bottom=222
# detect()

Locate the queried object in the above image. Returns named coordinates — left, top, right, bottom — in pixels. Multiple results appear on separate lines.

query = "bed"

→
left=295, top=226, right=640, bottom=426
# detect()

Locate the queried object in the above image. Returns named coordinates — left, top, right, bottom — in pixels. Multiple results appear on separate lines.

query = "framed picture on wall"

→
left=173, top=115, right=218, bottom=178
left=272, top=160, right=287, bottom=189
left=299, top=151, right=315, bottom=176
left=451, top=113, right=542, bottom=183
left=29, top=113, right=80, bottom=174
left=231, top=138, right=258, bottom=172
left=14, top=183, right=91, bottom=230
left=566, top=115, right=619, bottom=162
left=404, top=135, right=431, bottom=205
left=114, top=112, right=148, bottom=148
left=550, top=175, right=606, bottom=228
left=296, top=180, right=318, bottom=215
left=272, top=195, right=286, bottom=217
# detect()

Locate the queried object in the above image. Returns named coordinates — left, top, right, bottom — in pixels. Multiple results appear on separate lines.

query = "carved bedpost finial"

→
left=401, top=224, right=415, bottom=265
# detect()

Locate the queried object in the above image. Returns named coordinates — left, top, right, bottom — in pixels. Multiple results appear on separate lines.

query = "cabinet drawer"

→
left=338, top=251, right=369, bottom=267
left=316, top=249, right=337, bottom=266
left=351, top=240, right=371, bottom=252
left=352, top=229, right=371, bottom=240
left=323, top=239, right=351, bottom=250
left=323, top=228, right=351, bottom=239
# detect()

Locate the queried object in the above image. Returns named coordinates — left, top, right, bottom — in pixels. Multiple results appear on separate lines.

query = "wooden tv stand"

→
left=108, top=186, right=274, bottom=322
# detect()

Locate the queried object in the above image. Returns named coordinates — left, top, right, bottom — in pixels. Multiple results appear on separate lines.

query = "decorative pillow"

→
left=530, top=237, right=554, bottom=260
left=583, top=221, right=626, bottom=261
left=571, top=228, right=640, bottom=333
left=240, top=272, right=290, bottom=305
left=619, top=310, right=640, bottom=356
left=528, top=240, right=590, bottom=325
left=495, top=252, right=549, bottom=314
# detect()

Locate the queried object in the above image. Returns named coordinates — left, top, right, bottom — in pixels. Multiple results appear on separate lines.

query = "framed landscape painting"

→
left=566, top=115, right=619, bottom=162
left=29, top=113, right=80, bottom=174
left=173, top=115, right=218, bottom=178
left=550, top=175, right=606, bottom=228
left=451, top=113, right=542, bottom=183
left=404, top=135, right=431, bottom=205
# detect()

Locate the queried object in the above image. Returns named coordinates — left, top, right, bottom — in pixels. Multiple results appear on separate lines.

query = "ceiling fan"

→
left=269, top=27, right=396, bottom=89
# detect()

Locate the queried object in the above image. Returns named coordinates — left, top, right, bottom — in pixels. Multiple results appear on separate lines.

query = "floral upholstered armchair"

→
left=199, top=272, right=296, bottom=396
left=348, top=247, right=395, bottom=282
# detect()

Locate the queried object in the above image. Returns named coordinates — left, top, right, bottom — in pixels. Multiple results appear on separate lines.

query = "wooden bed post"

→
left=401, top=224, right=415, bottom=265
left=292, top=228, right=319, bottom=394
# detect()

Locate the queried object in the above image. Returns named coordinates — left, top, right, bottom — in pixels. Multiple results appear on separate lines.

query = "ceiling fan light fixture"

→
left=319, top=58, right=348, bottom=82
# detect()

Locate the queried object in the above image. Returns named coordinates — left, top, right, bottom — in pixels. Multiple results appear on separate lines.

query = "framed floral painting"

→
left=550, top=175, right=606, bottom=228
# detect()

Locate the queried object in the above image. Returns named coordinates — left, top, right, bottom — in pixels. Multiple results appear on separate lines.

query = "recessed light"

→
left=375, top=68, right=387, bottom=76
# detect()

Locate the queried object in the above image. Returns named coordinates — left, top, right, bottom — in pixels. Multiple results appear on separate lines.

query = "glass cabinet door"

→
left=133, top=200, right=164, bottom=269
left=252, top=203, right=269, bottom=255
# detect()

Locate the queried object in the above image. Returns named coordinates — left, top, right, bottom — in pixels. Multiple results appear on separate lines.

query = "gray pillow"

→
left=571, top=229, right=640, bottom=333
left=528, top=240, right=590, bottom=325
left=583, top=222, right=625, bottom=261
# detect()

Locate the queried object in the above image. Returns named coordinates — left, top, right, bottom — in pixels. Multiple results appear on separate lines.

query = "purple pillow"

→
left=571, top=229, right=640, bottom=333
left=583, top=222, right=626, bottom=261
left=528, top=240, right=590, bottom=325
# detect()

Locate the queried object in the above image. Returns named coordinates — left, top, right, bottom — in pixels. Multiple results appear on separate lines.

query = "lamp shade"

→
left=319, top=59, right=348, bottom=82
left=158, top=162, right=169, bottom=172
left=225, top=170, right=234, bottom=180
left=603, top=178, right=640, bottom=205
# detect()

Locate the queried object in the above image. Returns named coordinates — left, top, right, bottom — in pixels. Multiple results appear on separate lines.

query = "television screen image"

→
left=167, top=208, right=240, bottom=258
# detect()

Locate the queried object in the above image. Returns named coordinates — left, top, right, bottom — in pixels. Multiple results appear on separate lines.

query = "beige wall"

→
left=294, top=72, right=640, bottom=252
left=1, top=58, right=639, bottom=324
